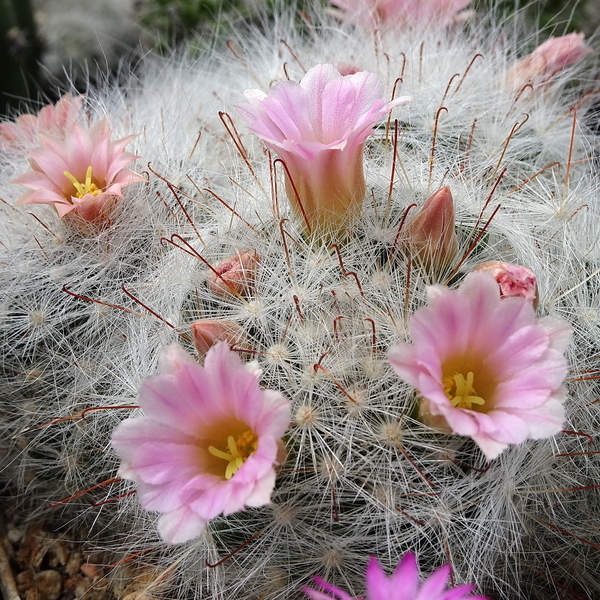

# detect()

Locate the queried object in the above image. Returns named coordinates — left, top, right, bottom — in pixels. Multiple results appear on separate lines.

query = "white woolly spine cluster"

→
left=1, top=4, right=600, bottom=600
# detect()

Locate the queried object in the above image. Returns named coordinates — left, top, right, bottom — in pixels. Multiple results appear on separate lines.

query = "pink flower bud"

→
left=208, top=250, right=260, bottom=298
left=402, top=186, right=458, bottom=274
left=507, top=33, right=591, bottom=90
left=337, top=64, right=362, bottom=76
left=191, top=320, right=247, bottom=357
left=472, top=261, right=538, bottom=308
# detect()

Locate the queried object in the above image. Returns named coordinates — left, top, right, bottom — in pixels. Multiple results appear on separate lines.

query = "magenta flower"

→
left=329, top=0, right=473, bottom=30
left=13, top=119, right=144, bottom=228
left=388, top=272, right=571, bottom=460
left=0, top=94, right=83, bottom=150
left=237, top=64, right=409, bottom=236
left=303, top=553, right=488, bottom=600
left=507, top=33, right=591, bottom=90
left=111, top=342, right=291, bottom=544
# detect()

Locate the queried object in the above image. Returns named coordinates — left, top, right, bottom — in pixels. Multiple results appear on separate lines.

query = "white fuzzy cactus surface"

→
left=1, top=4, right=600, bottom=600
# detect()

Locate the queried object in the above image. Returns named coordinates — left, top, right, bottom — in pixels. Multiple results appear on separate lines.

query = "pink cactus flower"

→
left=0, top=94, right=84, bottom=150
left=402, top=186, right=458, bottom=275
left=329, top=0, right=473, bottom=30
left=388, top=271, right=571, bottom=460
left=237, top=64, right=409, bottom=236
left=472, top=261, right=538, bottom=308
left=507, top=33, right=591, bottom=90
left=208, top=249, right=260, bottom=298
left=111, top=342, right=291, bottom=544
left=304, top=553, right=488, bottom=600
left=13, top=119, right=144, bottom=229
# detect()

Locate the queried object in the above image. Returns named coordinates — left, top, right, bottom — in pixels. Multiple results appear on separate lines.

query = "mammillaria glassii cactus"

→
left=0, top=3, right=598, bottom=599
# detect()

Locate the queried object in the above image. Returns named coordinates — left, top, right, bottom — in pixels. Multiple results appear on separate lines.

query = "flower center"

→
left=64, top=165, right=102, bottom=199
left=443, top=371, right=486, bottom=409
left=208, top=429, right=258, bottom=479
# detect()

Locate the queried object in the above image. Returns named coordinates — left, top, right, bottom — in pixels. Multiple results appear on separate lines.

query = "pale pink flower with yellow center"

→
left=388, top=272, right=571, bottom=460
left=237, top=64, right=409, bottom=236
left=111, top=342, right=291, bottom=544
left=507, top=33, right=591, bottom=90
left=472, top=261, right=538, bottom=307
left=13, top=119, right=144, bottom=229
left=0, top=94, right=84, bottom=150
left=329, top=0, right=473, bottom=31
left=303, top=553, right=488, bottom=600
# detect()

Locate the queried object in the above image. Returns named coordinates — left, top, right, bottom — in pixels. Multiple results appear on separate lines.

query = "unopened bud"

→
left=507, top=32, right=590, bottom=90
left=473, top=261, right=538, bottom=308
left=403, top=186, right=458, bottom=275
left=208, top=250, right=260, bottom=298
left=191, top=320, right=247, bottom=357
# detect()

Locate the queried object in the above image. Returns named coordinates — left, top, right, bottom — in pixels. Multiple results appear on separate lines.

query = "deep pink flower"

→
left=329, top=0, right=473, bottom=30
left=473, top=261, right=538, bottom=307
left=111, top=342, right=291, bottom=544
left=13, top=119, right=144, bottom=228
left=507, top=33, right=591, bottom=89
left=237, top=64, right=409, bottom=235
left=303, top=553, right=488, bottom=600
left=388, top=272, right=571, bottom=460
left=0, top=94, right=83, bottom=150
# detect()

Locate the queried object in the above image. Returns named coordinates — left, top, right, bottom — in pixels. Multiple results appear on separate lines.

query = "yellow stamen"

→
left=443, top=371, right=486, bottom=409
left=208, top=429, right=258, bottom=480
left=63, top=165, right=102, bottom=199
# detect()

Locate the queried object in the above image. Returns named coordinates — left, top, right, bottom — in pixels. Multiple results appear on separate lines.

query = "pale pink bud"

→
left=402, top=186, right=458, bottom=274
left=191, top=320, right=247, bottom=357
left=337, top=64, right=362, bottom=76
left=208, top=250, right=260, bottom=298
left=238, top=64, right=409, bottom=237
left=507, top=33, right=591, bottom=90
left=473, top=261, right=538, bottom=308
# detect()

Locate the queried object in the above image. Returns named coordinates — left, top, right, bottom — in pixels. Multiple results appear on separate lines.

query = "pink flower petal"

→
left=305, top=553, right=488, bottom=600
left=111, top=342, right=291, bottom=543
left=388, top=271, right=571, bottom=460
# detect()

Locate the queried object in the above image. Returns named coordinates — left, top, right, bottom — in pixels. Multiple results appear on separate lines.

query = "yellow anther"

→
left=443, top=371, right=486, bottom=410
left=64, top=165, right=102, bottom=199
left=208, top=429, right=258, bottom=479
